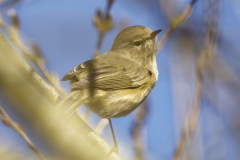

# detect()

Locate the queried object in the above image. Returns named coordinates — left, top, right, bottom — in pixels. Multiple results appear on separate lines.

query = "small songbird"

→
left=57, top=25, right=161, bottom=153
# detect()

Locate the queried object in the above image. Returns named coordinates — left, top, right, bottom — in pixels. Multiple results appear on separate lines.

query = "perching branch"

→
left=0, top=10, right=67, bottom=97
left=0, top=31, right=121, bottom=160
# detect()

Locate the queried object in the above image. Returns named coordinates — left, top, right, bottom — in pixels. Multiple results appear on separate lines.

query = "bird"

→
left=57, top=25, right=161, bottom=154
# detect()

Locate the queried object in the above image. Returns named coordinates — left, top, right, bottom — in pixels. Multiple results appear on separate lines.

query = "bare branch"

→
left=173, top=0, right=221, bottom=159
left=131, top=101, right=150, bottom=160
left=0, top=31, right=121, bottom=160
left=157, top=0, right=198, bottom=53
left=95, top=119, right=109, bottom=135
left=86, top=0, right=115, bottom=123
left=93, top=0, right=115, bottom=56
left=173, top=49, right=205, bottom=160
left=2, top=10, right=67, bottom=97
left=0, top=106, right=45, bottom=160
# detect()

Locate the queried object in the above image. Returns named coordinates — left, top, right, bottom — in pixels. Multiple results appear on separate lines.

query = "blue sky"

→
left=1, top=0, right=240, bottom=159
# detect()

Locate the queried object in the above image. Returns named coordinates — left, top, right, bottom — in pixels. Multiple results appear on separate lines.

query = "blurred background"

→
left=0, top=0, right=240, bottom=160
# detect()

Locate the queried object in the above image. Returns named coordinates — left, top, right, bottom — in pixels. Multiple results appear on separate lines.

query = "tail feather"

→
left=56, top=90, right=86, bottom=118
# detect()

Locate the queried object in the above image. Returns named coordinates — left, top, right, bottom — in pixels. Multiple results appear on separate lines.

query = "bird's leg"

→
left=108, top=118, right=118, bottom=155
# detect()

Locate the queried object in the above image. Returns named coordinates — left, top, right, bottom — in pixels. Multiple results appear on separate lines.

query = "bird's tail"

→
left=56, top=90, right=87, bottom=119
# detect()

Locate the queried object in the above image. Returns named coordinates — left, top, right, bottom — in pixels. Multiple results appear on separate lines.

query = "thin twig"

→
left=95, top=119, right=109, bottom=135
left=3, top=10, right=66, bottom=97
left=0, top=34, right=121, bottom=159
left=35, top=57, right=67, bottom=97
left=173, top=50, right=205, bottom=160
left=131, top=101, right=150, bottom=160
left=86, top=0, right=115, bottom=122
left=153, top=0, right=200, bottom=158
left=93, top=0, right=114, bottom=56
left=84, top=108, right=91, bottom=123
left=0, top=106, right=45, bottom=160
left=173, top=0, right=220, bottom=159
left=157, top=0, right=198, bottom=53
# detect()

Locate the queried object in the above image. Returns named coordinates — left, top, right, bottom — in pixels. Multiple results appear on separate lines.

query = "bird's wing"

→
left=62, top=58, right=151, bottom=91
left=61, top=59, right=93, bottom=81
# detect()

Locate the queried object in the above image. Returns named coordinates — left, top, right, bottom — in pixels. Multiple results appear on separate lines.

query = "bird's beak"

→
left=150, top=29, right=162, bottom=38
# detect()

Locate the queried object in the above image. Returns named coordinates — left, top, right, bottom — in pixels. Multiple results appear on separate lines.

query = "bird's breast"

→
left=85, top=81, right=155, bottom=119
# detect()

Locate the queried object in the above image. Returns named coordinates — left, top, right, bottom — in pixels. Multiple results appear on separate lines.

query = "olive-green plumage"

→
left=57, top=26, right=161, bottom=119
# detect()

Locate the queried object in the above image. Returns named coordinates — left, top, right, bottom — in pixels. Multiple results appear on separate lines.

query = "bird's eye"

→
left=133, top=41, right=142, bottom=47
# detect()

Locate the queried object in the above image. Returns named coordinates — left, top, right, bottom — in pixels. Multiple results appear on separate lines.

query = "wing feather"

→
left=62, top=57, right=151, bottom=91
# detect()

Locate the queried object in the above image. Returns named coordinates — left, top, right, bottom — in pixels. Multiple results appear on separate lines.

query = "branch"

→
left=95, top=119, right=109, bottom=135
left=172, top=49, right=205, bottom=160
left=85, top=0, right=115, bottom=121
left=2, top=10, right=67, bottom=97
left=0, top=31, right=121, bottom=160
left=131, top=101, right=150, bottom=160
left=93, top=0, right=114, bottom=56
left=157, top=0, right=198, bottom=53
left=0, top=106, right=45, bottom=160
left=173, top=0, right=220, bottom=158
